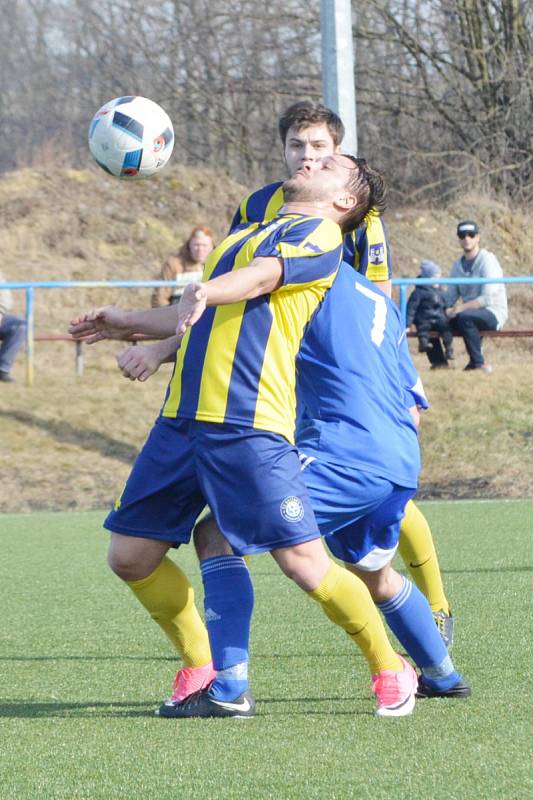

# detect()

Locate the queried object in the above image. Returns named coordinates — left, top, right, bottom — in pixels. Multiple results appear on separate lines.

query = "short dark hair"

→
left=338, top=158, right=387, bottom=234
left=278, top=101, right=345, bottom=147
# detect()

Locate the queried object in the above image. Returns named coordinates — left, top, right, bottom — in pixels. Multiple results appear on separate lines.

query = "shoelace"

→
left=372, top=672, right=405, bottom=705
left=176, top=687, right=209, bottom=709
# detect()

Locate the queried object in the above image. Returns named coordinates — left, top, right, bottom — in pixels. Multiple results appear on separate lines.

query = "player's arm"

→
left=69, top=304, right=180, bottom=343
left=350, top=213, right=392, bottom=297
left=408, top=405, right=421, bottom=429
left=374, top=279, right=392, bottom=298
left=399, top=332, right=429, bottom=421
left=176, top=257, right=283, bottom=335
left=116, top=334, right=181, bottom=382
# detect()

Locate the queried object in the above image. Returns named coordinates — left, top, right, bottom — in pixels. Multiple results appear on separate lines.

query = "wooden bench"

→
left=407, top=330, right=533, bottom=339
left=37, top=330, right=532, bottom=380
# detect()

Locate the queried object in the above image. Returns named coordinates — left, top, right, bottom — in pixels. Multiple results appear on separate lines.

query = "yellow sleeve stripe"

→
left=364, top=215, right=390, bottom=282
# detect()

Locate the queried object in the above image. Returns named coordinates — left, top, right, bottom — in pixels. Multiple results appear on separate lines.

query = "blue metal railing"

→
left=394, top=276, right=533, bottom=326
left=1, top=276, right=202, bottom=385
left=1, top=274, right=531, bottom=385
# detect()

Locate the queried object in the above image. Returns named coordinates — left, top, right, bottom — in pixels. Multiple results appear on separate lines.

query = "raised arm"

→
left=176, top=257, right=283, bottom=335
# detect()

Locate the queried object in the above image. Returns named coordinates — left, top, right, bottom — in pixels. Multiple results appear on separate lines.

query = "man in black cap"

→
left=428, top=221, right=508, bottom=372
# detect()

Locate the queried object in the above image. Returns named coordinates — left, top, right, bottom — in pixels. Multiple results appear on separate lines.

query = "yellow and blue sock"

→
left=200, top=556, right=254, bottom=701
left=377, top=576, right=460, bottom=691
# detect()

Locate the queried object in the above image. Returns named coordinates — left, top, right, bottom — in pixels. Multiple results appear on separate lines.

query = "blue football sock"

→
left=378, top=577, right=461, bottom=691
left=200, top=556, right=254, bottom=701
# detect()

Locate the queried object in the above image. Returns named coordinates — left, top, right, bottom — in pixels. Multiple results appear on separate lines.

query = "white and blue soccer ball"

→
left=88, top=96, right=174, bottom=179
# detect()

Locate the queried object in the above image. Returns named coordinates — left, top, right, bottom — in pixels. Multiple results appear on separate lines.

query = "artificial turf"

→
left=1, top=500, right=532, bottom=800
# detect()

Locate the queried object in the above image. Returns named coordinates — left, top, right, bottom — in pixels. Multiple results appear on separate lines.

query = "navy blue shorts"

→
left=299, top=454, right=416, bottom=569
left=105, top=417, right=320, bottom=555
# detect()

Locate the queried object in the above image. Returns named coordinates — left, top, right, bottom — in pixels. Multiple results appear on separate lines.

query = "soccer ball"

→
left=88, top=96, right=174, bottom=179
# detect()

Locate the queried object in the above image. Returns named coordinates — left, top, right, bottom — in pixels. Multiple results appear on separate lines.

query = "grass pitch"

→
left=1, top=500, right=532, bottom=800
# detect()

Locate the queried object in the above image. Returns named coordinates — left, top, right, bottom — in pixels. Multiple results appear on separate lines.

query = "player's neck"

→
left=281, top=201, right=337, bottom=222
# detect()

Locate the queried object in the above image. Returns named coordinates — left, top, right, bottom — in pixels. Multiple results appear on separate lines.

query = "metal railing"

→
left=1, top=275, right=202, bottom=385
left=394, top=276, right=533, bottom=325
left=1, top=273, right=531, bottom=385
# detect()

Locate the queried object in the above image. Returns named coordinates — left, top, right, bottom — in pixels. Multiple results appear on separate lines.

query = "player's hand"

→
left=445, top=307, right=456, bottom=319
left=116, top=344, right=162, bottom=381
left=176, top=282, right=208, bottom=335
left=69, top=306, right=131, bottom=344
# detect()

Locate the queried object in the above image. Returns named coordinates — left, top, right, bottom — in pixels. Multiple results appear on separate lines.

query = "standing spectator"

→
left=151, top=226, right=215, bottom=307
left=0, top=269, right=26, bottom=383
left=406, top=260, right=454, bottom=366
left=444, top=221, right=508, bottom=373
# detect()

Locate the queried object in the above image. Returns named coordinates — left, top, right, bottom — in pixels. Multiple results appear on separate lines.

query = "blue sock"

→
left=378, top=577, right=461, bottom=691
left=201, top=556, right=254, bottom=701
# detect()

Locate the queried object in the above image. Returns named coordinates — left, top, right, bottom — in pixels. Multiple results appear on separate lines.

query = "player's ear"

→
left=335, top=193, right=358, bottom=212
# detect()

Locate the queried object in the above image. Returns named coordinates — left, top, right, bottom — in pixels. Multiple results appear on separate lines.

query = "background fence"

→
left=1, top=275, right=531, bottom=385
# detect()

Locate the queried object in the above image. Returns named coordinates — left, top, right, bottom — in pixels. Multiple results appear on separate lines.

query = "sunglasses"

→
left=458, top=232, right=477, bottom=239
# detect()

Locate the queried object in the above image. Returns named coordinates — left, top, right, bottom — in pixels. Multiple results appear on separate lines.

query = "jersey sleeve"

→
left=348, top=210, right=392, bottom=281
left=228, top=183, right=284, bottom=234
left=228, top=194, right=251, bottom=234
left=256, top=217, right=343, bottom=286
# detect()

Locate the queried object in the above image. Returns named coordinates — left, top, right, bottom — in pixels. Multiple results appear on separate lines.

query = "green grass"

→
left=1, top=501, right=532, bottom=800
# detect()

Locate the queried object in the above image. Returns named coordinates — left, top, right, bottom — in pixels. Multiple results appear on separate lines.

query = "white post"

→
left=320, top=0, right=358, bottom=155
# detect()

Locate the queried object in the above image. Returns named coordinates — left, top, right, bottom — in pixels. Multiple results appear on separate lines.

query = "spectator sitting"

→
left=406, top=260, right=454, bottom=367
left=0, top=269, right=26, bottom=383
left=151, top=225, right=215, bottom=307
left=441, top=220, right=507, bottom=373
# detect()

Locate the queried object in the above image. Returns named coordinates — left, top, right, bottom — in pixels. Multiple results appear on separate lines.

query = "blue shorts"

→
left=105, top=417, right=320, bottom=555
left=299, top=454, right=416, bottom=569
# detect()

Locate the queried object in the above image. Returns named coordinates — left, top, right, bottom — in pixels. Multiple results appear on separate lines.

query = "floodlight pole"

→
left=320, top=0, right=358, bottom=155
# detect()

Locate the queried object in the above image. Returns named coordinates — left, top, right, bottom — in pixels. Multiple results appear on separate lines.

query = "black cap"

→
left=457, top=220, right=479, bottom=237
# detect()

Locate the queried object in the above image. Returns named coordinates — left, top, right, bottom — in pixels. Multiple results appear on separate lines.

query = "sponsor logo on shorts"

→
left=369, top=243, right=385, bottom=265
left=280, top=496, right=304, bottom=522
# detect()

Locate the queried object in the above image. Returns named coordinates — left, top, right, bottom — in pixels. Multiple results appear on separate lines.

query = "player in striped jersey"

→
left=230, top=101, right=392, bottom=295
left=230, top=100, right=453, bottom=643
left=157, top=245, right=469, bottom=716
left=71, top=156, right=419, bottom=717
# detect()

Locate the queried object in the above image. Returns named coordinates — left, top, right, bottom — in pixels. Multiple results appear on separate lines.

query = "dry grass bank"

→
left=0, top=163, right=532, bottom=511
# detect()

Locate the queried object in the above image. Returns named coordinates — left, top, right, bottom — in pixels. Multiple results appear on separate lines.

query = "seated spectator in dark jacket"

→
left=406, top=260, right=454, bottom=365
left=0, top=269, right=26, bottom=383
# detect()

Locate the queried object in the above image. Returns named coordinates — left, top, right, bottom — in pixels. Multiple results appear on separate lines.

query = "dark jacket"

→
left=406, top=285, right=449, bottom=327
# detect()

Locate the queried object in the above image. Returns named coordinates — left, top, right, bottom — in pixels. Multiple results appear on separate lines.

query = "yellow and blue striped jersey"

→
left=162, top=213, right=343, bottom=442
left=230, top=181, right=392, bottom=282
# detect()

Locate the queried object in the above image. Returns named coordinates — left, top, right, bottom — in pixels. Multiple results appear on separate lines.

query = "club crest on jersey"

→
left=280, top=496, right=304, bottom=522
left=369, top=243, right=385, bottom=265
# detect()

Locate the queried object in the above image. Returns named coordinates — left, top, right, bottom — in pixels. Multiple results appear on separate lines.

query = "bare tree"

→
left=355, top=0, right=532, bottom=202
left=0, top=0, right=530, bottom=202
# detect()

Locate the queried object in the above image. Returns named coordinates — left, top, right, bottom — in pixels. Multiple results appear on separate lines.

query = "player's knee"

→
left=107, top=536, right=161, bottom=582
left=194, top=516, right=233, bottom=561
left=349, top=563, right=399, bottom=602
left=272, top=542, right=330, bottom=591
left=107, top=546, right=141, bottom=581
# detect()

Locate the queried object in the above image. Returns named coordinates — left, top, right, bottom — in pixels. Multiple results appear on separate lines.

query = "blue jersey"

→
left=296, top=264, right=427, bottom=488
